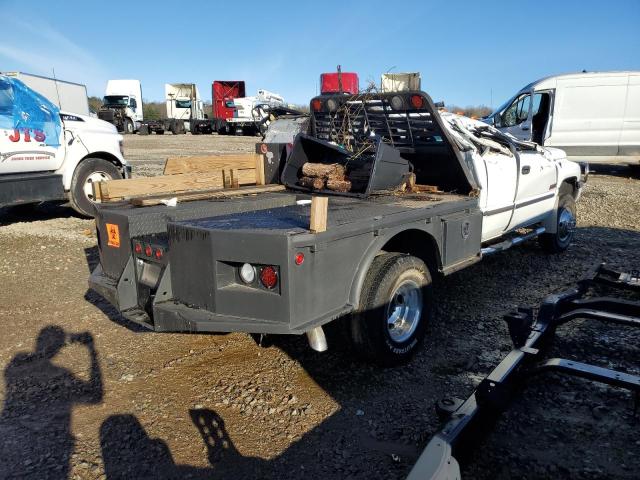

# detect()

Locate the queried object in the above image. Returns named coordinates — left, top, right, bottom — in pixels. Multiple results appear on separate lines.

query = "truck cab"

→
left=99, top=80, right=144, bottom=134
left=1, top=76, right=128, bottom=216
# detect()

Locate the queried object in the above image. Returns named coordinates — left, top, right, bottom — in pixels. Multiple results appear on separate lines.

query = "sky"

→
left=1, top=0, right=639, bottom=109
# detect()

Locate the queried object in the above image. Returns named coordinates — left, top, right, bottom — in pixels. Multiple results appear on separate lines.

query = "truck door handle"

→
left=521, top=165, right=531, bottom=174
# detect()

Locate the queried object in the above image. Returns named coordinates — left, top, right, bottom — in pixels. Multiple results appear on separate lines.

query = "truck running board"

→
left=480, top=227, right=545, bottom=256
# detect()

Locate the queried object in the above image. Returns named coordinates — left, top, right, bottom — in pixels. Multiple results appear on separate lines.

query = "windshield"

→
left=0, top=80, right=12, bottom=116
left=175, top=99, right=192, bottom=109
left=103, top=95, right=129, bottom=106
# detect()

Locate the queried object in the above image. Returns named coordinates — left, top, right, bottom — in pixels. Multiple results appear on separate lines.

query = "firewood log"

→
left=326, top=179, right=352, bottom=192
left=299, top=176, right=325, bottom=190
left=301, top=162, right=346, bottom=179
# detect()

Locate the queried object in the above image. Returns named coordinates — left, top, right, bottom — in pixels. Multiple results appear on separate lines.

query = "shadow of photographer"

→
left=0, top=326, right=103, bottom=479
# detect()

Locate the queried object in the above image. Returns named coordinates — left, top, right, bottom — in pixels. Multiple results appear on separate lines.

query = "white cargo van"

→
left=485, top=71, right=640, bottom=167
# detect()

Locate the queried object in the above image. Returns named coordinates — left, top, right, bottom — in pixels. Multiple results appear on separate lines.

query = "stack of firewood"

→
left=298, top=163, right=353, bottom=192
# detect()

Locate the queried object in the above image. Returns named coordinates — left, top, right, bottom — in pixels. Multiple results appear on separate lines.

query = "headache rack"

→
left=310, top=91, right=450, bottom=155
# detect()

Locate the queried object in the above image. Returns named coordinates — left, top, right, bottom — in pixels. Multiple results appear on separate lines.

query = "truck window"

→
left=0, top=79, right=13, bottom=118
left=501, top=94, right=531, bottom=127
left=175, top=100, right=191, bottom=109
left=129, top=98, right=137, bottom=109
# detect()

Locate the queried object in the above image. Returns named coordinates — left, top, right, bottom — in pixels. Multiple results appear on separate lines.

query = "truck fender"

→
left=348, top=226, right=442, bottom=308
left=61, top=152, right=125, bottom=190
left=541, top=179, right=577, bottom=234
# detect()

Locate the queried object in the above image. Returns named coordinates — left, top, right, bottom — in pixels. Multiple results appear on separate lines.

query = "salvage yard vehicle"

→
left=485, top=71, right=640, bottom=168
left=89, top=89, right=584, bottom=365
left=2, top=71, right=91, bottom=116
left=0, top=75, right=128, bottom=217
left=98, top=79, right=144, bottom=134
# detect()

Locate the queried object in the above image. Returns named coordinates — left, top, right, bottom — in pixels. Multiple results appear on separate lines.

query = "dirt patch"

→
left=0, top=137, right=639, bottom=480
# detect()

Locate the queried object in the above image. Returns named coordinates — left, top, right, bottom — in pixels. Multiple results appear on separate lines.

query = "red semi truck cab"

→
left=212, top=81, right=246, bottom=121
left=320, top=71, right=359, bottom=95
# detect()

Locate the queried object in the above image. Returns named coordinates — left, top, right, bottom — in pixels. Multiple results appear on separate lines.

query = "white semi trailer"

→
left=1, top=71, right=90, bottom=116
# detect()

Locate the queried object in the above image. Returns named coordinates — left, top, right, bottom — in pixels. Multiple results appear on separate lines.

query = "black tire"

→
left=69, top=158, right=122, bottom=217
left=539, top=194, right=576, bottom=253
left=124, top=119, right=134, bottom=134
left=350, top=253, right=433, bottom=366
left=156, top=130, right=164, bottom=135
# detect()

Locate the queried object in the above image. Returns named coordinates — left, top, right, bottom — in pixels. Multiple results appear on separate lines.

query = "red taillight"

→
left=410, top=94, right=424, bottom=109
left=133, top=242, right=142, bottom=254
left=154, top=248, right=164, bottom=260
left=294, top=252, right=304, bottom=265
left=311, top=99, right=322, bottom=111
left=144, top=245, right=153, bottom=257
left=260, top=266, right=278, bottom=289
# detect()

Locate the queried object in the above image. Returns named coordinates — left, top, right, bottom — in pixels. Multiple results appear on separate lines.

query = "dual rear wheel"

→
left=350, top=253, right=433, bottom=366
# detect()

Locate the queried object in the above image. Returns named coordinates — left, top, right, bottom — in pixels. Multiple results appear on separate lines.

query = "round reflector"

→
left=134, top=242, right=142, bottom=254
left=155, top=248, right=163, bottom=260
left=294, top=253, right=304, bottom=265
left=239, top=263, right=256, bottom=284
left=311, top=99, right=322, bottom=111
left=410, top=94, right=424, bottom=109
left=260, top=266, right=278, bottom=289
left=144, top=245, right=153, bottom=257
left=390, top=95, right=404, bottom=110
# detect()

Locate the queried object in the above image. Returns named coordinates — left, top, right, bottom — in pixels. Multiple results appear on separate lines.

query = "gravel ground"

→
left=0, top=135, right=638, bottom=480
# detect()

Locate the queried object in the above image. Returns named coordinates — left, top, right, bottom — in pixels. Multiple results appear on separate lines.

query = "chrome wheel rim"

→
left=83, top=171, right=111, bottom=202
left=386, top=279, right=423, bottom=343
left=558, top=208, right=576, bottom=243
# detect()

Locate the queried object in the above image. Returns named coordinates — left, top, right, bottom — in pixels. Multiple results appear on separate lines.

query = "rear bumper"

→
left=88, top=263, right=351, bottom=335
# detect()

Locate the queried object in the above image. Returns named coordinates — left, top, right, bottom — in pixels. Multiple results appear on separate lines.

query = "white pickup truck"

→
left=0, top=75, right=128, bottom=217
left=89, top=90, right=586, bottom=365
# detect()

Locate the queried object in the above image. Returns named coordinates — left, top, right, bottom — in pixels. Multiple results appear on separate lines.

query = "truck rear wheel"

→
left=539, top=194, right=576, bottom=253
left=69, top=158, right=122, bottom=217
left=350, top=253, right=432, bottom=366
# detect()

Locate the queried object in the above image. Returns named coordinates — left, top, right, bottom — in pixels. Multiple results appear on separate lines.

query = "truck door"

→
left=508, top=149, right=557, bottom=230
left=495, top=92, right=533, bottom=141
left=477, top=152, right=518, bottom=242
left=0, top=77, right=63, bottom=175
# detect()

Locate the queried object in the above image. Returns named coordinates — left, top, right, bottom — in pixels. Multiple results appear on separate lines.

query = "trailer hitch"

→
left=407, top=264, right=640, bottom=480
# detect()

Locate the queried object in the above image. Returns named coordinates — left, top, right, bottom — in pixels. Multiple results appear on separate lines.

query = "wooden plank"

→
left=255, top=154, right=266, bottom=185
left=97, top=168, right=256, bottom=202
left=309, top=196, right=328, bottom=233
left=130, top=184, right=286, bottom=207
left=163, top=153, right=261, bottom=175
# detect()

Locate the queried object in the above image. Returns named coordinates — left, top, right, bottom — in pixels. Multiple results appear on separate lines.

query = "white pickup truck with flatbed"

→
left=0, top=75, right=128, bottom=217
left=89, top=90, right=585, bottom=365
